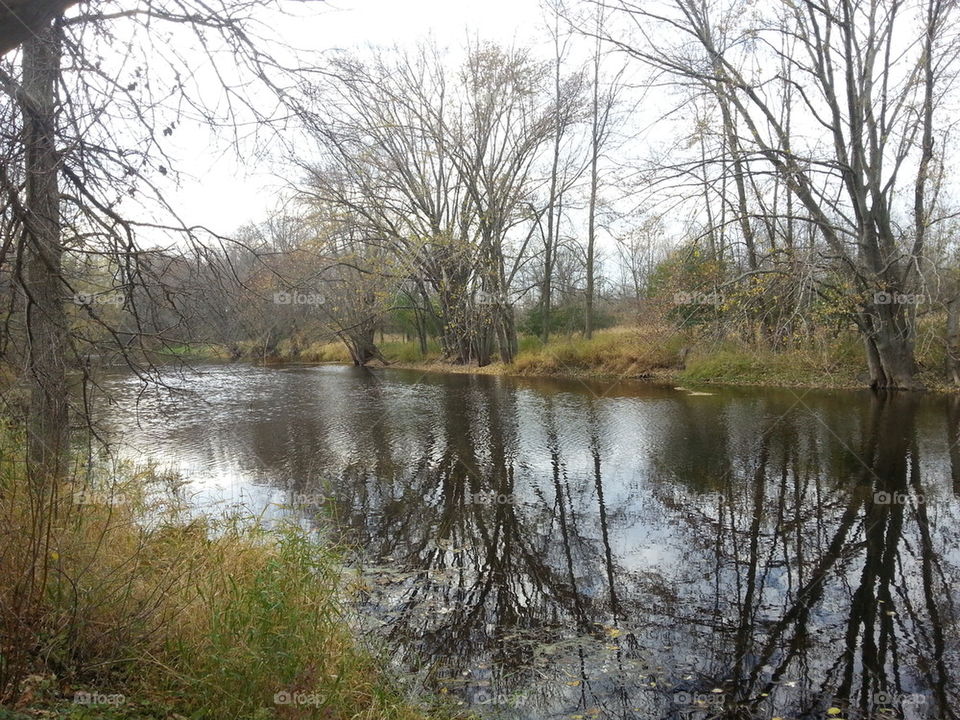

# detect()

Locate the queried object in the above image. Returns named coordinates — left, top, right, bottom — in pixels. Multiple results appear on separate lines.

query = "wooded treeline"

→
left=202, top=0, right=960, bottom=392
left=215, top=0, right=960, bottom=392
left=3, top=0, right=960, bottom=480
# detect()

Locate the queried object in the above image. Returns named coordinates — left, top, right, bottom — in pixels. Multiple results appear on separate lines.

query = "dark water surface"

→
left=98, top=363, right=960, bottom=720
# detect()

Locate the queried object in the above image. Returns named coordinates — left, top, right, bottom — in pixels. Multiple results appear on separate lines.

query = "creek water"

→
left=98, top=363, right=960, bottom=720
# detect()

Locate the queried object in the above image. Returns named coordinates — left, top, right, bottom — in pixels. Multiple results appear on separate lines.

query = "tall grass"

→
left=512, top=326, right=686, bottom=377
left=0, top=427, right=447, bottom=720
left=678, top=331, right=867, bottom=387
left=379, top=339, right=441, bottom=364
left=298, top=340, right=354, bottom=363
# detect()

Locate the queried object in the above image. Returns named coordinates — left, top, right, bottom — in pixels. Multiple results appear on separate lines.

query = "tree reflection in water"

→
left=334, top=378, right=959, bottom=720
left=98, top=366, right=960, bottom=720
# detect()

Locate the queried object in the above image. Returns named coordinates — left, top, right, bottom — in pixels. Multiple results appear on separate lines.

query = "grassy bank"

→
left=177, top=322, right=959, bottom=391
left=381, top=324, right=960, bottom=391
left=0, top=430, right=453, bottom=720
left=381, top=327, right=873, bottom=390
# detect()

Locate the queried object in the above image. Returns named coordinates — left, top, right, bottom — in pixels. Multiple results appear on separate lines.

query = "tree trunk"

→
left=585, top=43, right=600, bottom=340
left=437, top=284, right=470, bottom=364
left=475, top=301, right=493, bottom=367
left=540, top=210, right=555, bottom=345
left=947, top=294, right=960, bottom=385
left=341, top=327, right=384, bottom=366
left=496, top=303, right=517, bottom=364
left=0, top=0, right=75, bottom=57
left=21, top=19, right=68, bottom=486
left=860, top=304, right=922, bottom=390
left=416, top=313, right=428, bottom=356
left=541, top=12, right=564, bottom=345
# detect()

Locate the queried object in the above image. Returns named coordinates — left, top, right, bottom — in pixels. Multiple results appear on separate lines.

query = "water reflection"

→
left=98, top=366, right=960, bottom=719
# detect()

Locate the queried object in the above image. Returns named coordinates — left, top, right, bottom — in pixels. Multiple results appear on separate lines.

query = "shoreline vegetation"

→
left=0, top=430, right=458, bottom=720
left=182, top=324, right=958, bottom=393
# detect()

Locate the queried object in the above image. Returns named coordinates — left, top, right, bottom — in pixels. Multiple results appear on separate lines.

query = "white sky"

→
left=164, top=0, right=547, bottom=238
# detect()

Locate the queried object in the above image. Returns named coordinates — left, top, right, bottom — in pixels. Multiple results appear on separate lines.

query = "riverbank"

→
left=378, top=327, right=874, bottom=391
left=378, top=325, right=960, bottom=392
left=164, top=324, right=960, bottom=392
left=0, top=430, right=457, bottom=720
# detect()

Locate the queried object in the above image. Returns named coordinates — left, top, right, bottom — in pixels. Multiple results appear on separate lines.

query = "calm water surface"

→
left=98, top=364, right=960, bottom=720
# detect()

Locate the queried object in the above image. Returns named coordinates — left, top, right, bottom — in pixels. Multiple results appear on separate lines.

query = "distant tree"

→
left=303, top=42, right=562, bottom=366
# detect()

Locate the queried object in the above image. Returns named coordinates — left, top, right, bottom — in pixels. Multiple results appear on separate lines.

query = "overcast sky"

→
left=165, top=0, right=547, bottom=238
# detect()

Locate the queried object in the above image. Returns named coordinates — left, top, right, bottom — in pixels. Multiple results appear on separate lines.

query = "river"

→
left=97, top=363, right=960, bottom=720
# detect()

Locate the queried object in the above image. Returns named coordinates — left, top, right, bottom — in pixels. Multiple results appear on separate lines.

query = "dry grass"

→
left=298, top=340, right=354, bottom=363
left=0, top=427, right=451, bottom=720
left=512, top=326, right=686, bottom=377
left=380, top=325, right=879, bottom=391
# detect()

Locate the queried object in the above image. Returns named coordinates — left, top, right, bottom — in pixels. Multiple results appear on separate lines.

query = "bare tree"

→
left=0, top=1, right=319, bottom=490
left=599, top=0, right=960, bottom=388
left=584, top=1, right=622, bottom=339
left=303, top=42, right=559, bottom=366
left=0, top=7, right=320, bottom=695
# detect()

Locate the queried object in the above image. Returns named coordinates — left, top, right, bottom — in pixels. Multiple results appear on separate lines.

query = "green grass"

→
left=0, top=429, right=455, bottom=720
left=678, top=333, right=866, bottom=387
